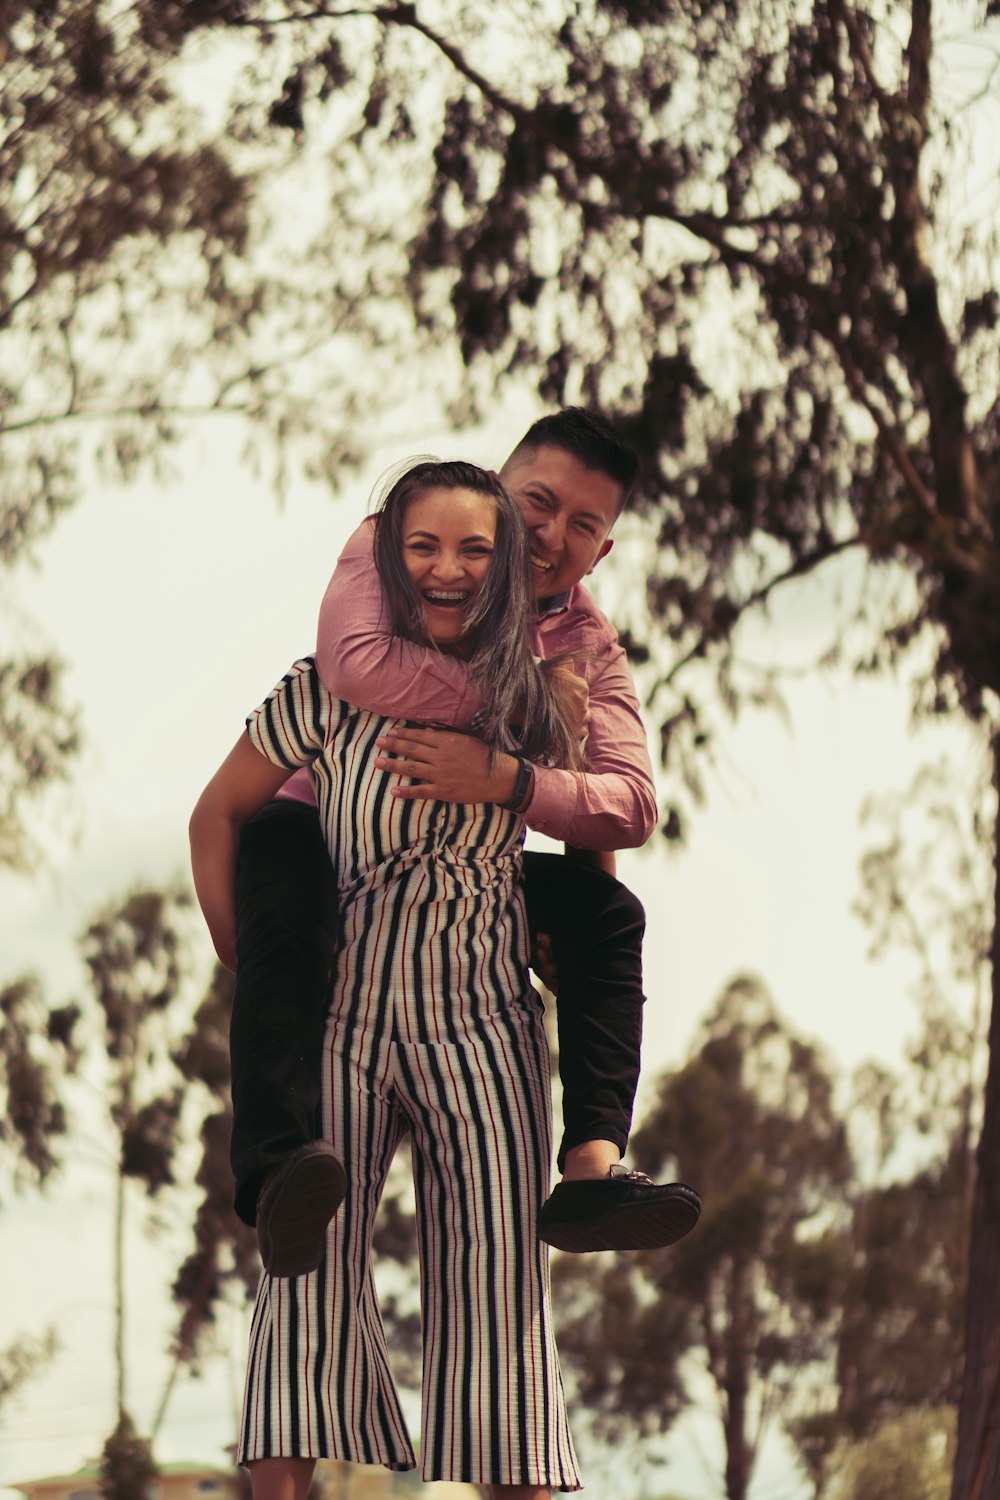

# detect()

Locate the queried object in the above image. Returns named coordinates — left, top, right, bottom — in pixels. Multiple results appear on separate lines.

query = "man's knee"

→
left=610, top=879, right=645, bottom=934
left=576, top=867, right=645, bottom=942
left=548, top=867, right=645, bottom=957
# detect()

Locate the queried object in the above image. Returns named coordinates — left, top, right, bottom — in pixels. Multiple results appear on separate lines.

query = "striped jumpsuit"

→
left=238, top=658, right=581, bottom=1491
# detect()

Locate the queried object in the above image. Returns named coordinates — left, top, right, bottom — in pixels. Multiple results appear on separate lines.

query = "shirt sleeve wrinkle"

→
left=524, top=637, right=658, bottom=848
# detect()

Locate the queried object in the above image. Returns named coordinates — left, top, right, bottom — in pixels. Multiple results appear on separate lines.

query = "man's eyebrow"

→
left=525, top=482, right=609, bottom=525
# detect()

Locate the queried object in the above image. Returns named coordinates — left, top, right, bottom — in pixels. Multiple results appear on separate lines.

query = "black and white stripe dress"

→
left=237, top=658, right=581, bottom=1491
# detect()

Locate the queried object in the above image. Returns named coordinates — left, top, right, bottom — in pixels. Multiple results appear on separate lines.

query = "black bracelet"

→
left=501, top=755, right=533, bottom=812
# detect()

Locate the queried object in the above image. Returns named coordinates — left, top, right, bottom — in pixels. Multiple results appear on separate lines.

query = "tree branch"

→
left=372, top=3, right=544, bottom=129
left=820, top=324, right=937, bottom=519
left=906, top=0, right=933, bottom=127
left=650, top=533, right=865, bottom=699
left=0, top=398, right=252, bottom=438
left=829, top=0, right=898, bottom=127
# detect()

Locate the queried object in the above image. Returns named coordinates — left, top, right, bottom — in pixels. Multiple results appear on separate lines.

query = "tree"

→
left=79, top=884, right=195, bottom=1459
left=0, top=1329, right=58, bottom=1423
left=826, top=1408, right=955, bottom=1500
left=0, top=973, right=80, bottom=1194
left=10, top=3, right=1000, bottom=1487
left=1, top=0, right=435, bottom=865
left=0, top=975, right=79, bottom=1422
left=99, top=1408, right=158, bottom=1500
left=153, top=963, right=259, bottom=1440
left=555, top=976, right=854, bottom=1500
left=856, top=756, right=992, bottom=1181
left=130, top=5, right=999, bottom=1490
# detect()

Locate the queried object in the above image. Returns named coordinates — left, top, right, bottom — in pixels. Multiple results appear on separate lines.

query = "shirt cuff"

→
left=520, top=763, right=572, bottom=838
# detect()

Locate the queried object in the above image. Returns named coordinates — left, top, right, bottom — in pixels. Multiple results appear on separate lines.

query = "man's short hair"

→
left=509, top=407, right=641, bottom=513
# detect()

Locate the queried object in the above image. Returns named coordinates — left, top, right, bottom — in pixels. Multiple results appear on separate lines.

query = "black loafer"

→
left=256, top=1142, right=347, bottom=1278
left=537, top=1165, right=701, bottom=1253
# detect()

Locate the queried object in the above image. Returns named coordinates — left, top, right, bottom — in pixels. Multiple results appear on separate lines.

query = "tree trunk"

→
left=724, top=1258, right=753, bottom=1500
left=951, top=730, right=1000, bottom=1500
left=150, top=1238, right=220, bottom=1444
left=114, top=1165, right=126, bottom=1422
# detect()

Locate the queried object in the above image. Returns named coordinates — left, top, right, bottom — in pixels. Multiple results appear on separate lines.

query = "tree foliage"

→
left=0, top=1328, right=58, bottom=1421
left=153, top=962, right=259, bottom=1437
left=0, top=973, right=79, bottom=1195
left=857, top=755, right=991, bottom=1158
left=98, top=1408, right=158, bottom=1500
left=128, top=0, right=1000, bottom=766
left=79, top=883, right=197, bottom=1443
left=134, top=7, right=996, bottom=1491
left=81, top=885, right=195, bottom=1193
left=0, top=657, right=80, bottom=873
left=7, top=2, right=1000, bottom=1488
left=555, top=976, right=854, bottom=1500
left=1, top=0, right=437, bottom=865
left=826, top=1408, right=955, bottom=1500
left=553, top=973, right=976, bottom=1497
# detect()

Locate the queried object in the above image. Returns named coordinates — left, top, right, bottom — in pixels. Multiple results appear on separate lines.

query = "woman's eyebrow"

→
left=405, top=528, right=494, bottom=544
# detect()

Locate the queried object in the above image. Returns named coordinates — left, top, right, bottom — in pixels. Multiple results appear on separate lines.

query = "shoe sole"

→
left=538, top=1186, right=702, bottom=1254
left=258, top=1149, right=348, bottom=1279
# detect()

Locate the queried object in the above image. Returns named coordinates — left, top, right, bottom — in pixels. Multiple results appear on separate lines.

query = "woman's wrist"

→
left=500, top=754, right=535, bottom=814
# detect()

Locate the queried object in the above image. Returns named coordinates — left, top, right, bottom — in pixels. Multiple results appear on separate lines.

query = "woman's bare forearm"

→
left=189, top=733, right=294, bottom=972
left=190, top=806, right=242, bottom=971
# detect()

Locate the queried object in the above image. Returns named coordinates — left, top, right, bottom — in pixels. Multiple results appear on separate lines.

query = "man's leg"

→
left=229, top=800, right=345, bottom=1275
left=522, top=851, right=701, bottom=1253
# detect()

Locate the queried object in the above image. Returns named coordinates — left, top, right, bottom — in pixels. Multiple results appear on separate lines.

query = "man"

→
left=231, top=408, right=701, bottom=1276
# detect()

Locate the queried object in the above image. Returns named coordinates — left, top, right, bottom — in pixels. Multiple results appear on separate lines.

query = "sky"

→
left=0, top=381, right=986, bottom=1500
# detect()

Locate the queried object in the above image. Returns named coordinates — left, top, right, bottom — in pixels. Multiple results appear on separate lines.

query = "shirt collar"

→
left=537, top=589, right=571, bottom=618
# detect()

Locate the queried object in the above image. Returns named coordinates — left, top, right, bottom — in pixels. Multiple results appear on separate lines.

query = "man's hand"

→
left=374, top=727, right=520, bottom=804
left=532, top=931, right=559, bottom=994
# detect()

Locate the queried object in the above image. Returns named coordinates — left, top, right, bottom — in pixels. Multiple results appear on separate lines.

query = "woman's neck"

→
left=437, top=639, right=475, bottom=661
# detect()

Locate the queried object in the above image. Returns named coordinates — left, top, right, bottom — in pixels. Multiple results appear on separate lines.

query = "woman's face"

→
left=402, top=485, right=497, bottom=655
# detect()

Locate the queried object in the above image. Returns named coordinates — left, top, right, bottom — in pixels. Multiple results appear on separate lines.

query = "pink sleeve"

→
left=522, top=645, right=658, bottom=849
left=315, top=519, right=485, bottom=726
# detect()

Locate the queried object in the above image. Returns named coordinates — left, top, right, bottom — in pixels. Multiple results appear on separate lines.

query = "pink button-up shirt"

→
left=278, top=519, right=657, bottom=850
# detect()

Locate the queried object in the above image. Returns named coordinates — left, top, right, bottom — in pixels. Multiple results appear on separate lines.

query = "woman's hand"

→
left=374, top=728, right=521, bottom=805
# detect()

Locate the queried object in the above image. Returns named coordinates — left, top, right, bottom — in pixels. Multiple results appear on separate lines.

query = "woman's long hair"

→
left=372, top=459, right=583, bottom=770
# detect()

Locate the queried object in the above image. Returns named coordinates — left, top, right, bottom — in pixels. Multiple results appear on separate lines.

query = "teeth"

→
left=531, top=555, right=553, bottom=571
left=426, top=590, right=468, bottom=601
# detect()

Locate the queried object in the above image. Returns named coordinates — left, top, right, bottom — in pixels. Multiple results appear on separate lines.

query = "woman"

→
left=190, top=460, right=584, bottom=1500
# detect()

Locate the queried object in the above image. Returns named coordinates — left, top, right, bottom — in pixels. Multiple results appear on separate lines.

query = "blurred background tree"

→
left=6, top=1, right=1000, bottom=1491
left=825, top=1408, right=955, bottom=1500
left=0, top=975, right=80, bottom=1427
left=556, top=976, right=855, bottom=1500
left=0, top=0, right=437, bottom=870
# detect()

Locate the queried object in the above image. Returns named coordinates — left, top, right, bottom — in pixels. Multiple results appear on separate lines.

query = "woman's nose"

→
left=432, top=552, right=465, bottom=582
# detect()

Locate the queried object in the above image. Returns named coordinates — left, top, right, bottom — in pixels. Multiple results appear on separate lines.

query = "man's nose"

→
left=534, top=512, right=566, bottom=548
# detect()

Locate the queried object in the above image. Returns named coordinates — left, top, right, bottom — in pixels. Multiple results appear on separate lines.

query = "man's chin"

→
left=531, top=568, right=563, bottom=600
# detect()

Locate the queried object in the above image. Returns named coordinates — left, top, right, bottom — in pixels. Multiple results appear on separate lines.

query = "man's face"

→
left=499, top=444, right=621, bottom=601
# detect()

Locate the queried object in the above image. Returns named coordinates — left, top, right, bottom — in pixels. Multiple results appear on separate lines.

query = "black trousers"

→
left=229, top=801, right=646, bottom=1226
